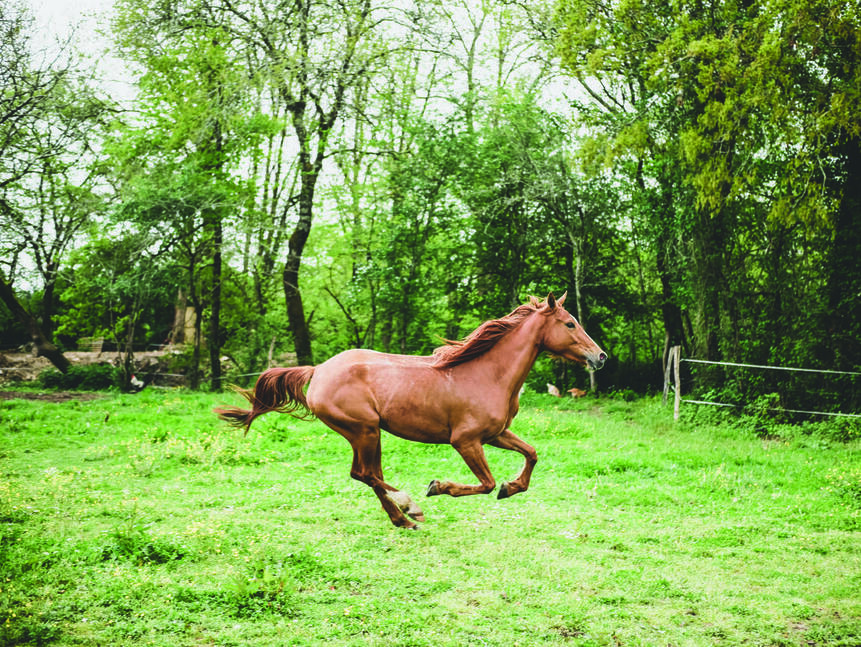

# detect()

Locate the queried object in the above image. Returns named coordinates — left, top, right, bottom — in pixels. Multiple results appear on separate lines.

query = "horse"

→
left=215, top=292, right=606, bottom=529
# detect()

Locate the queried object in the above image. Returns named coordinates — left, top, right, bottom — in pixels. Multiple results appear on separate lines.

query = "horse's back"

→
left=306, top=348, right=453, bottom=443
left=329, top=348, right=435, bottom=366
left=307, top=348, right=426, bottom=400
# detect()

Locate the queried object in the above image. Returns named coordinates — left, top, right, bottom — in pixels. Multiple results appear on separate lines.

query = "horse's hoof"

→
left=497, top=482, right=510, bottom=499
left=426, top=479, right=440, bottom=497
left=387, top=490, right=425, bottom=521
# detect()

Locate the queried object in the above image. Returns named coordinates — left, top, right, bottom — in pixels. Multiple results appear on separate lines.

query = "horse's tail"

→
left=214, top=366, right=316, bottom=434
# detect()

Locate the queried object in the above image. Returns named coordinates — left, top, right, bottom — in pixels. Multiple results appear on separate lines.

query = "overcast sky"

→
left=25, top=0, right=137, bottom=103
left=26, top=0, right=113, bottom=44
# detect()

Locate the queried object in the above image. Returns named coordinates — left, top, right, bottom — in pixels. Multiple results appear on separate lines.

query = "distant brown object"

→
left=568, top=387, right=587, bottom=398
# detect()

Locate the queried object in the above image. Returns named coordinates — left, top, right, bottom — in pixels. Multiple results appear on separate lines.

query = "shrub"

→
left=822, top=416, right=861, bottom=443
left=98, top=516, right=186, bottom=565
left=38, top=364, right=120, bottom=390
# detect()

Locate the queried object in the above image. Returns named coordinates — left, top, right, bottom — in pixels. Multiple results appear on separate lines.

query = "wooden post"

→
left=673, top=345, right=681, bottom=420
left=662, top=348, right=672, bottom=405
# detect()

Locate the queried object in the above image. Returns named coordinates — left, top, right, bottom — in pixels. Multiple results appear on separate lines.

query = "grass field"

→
left=1, top=388, right=858, bottom=646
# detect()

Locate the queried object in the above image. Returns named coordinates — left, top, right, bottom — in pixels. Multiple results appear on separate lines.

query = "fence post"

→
left=662, top=347, right=672, bottom=406
left=673, top=345, right=681, bottom=420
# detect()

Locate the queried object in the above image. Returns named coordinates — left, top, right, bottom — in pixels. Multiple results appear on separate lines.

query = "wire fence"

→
left=664, top=346, right=861, bottom=420
left=681, top=358, right=861, bottom=377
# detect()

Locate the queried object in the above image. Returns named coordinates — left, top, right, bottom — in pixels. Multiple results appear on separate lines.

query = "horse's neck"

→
left=466, top=313, right=543, bottom=397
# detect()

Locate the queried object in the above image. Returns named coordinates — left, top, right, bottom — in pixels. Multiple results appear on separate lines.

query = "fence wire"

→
left=669, top=352, right=860, bottom=420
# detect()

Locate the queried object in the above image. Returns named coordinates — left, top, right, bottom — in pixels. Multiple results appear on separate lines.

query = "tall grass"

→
left=0, top=389, right=858, bottom=646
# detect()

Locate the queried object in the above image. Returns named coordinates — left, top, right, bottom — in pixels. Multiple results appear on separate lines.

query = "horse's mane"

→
left=432, top=296, right=544, bottom=369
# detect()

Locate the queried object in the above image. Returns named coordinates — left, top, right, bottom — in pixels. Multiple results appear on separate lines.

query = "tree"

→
left=780, top=0, right=861, bottom=374
left=58, top=233, right=177, bottom=390
left=0, top=1, right=110, bottom=371
left=224, top=0, right=386, bottom=365
left=555, top=0, right=861, bottom=408
left=556, top=0, right=692, bottom=367
left=462, top=91, right=633, bottom=390
left=4, top=80, right=108, bottom=340
left=650, top=0, right=861, bottom=378
left=113, top=0, right=259, bottom=389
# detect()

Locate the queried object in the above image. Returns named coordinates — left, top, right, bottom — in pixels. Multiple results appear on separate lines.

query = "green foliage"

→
left=57, top=234, right=178, bottom=349
left=0, top=299, right=27, bottom=349
left=98, top=509, right=187, bottom=565
left=2, top=0, right=859, bottom=417
left=824, top=417, right=861, bottom=444
left=38, top=364, right=121, bottom=390
left=555, top=0, right=861, bottom=403
left=222, top=556, right=303, bottom=618
left=369, top=120, right=471, bottom=354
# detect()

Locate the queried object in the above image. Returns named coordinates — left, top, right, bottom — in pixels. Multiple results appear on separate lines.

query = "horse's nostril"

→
left=599, top=352, right=607, bottom=362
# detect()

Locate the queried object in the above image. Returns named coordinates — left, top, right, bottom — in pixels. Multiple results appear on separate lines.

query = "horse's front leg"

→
left=488, top=429, right=537, bottom=499
left=426, top=437, right=496, bottom=497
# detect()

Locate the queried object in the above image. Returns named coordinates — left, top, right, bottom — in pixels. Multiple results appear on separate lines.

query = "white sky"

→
left=24, top=0, right=137, bottom=104
left=25, top=0, right=114, bottom=50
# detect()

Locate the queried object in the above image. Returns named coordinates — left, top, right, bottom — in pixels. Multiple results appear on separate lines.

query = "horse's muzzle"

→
left=588, top=351, right=607, bottom=371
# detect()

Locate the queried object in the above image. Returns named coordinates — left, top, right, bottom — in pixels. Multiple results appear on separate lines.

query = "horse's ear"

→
left=546, top=292, right=557, bottom=310
left=557, top=291, right=567, bottom=307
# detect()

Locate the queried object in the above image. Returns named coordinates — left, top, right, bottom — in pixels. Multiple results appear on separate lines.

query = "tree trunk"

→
left=190, top=304, right=202, bottom=390
left=118, top=306, right=137, bottom=391
left=699, top=247, right=722, bottom=363
left=41, top=264, right=58, bottom=341
left=571, top=240, right=598, bottom=393
left=169, top=288, right=188, bottom=345
left=208, top=212, right=223, bottom=390
left=656, top=225, right=685, bottom=374
left=0, top=274, right=70, bottom=373
left=639, top=157, right=685, bottom=373
left=284, top=175, right=315, bottom=366
left=826, top=134, right=861, bottom=373
left=188, top=275, right=202, bottom=389
left=204, top=47, right=225, bottom=391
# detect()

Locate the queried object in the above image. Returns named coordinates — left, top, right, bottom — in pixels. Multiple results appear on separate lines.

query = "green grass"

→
left=1, top=389, right=858, bottom=646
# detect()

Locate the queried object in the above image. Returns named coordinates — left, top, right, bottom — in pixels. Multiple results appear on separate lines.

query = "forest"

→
left=1, top=0, right=859, bottom=414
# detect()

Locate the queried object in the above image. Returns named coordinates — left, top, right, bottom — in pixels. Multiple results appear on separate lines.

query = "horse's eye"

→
left=565, top=322, right=576, bottom=329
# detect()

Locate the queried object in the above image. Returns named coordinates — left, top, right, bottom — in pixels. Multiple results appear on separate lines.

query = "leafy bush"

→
left=0, top=614, right=59, bottom=647
left=223, top=559, right=298, bottom=618
left=98, top=516, right=186, bottom=565
left=822, top=417, right=861, bottom=443
left=38, top=364, right=120, bottom=390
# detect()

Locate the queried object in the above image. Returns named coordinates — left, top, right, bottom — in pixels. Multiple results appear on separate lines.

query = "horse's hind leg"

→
left=350, top=431, right=425, bottom=526
left=318, top=412, right=424, bottom=528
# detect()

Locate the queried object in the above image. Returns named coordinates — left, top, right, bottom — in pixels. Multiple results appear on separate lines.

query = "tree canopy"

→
left=1, top=0, right=858, bottom=412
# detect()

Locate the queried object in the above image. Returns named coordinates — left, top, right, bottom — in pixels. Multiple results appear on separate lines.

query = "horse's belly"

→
left=379, top=402, right=452, bottom=444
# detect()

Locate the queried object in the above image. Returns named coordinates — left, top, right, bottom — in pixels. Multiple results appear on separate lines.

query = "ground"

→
left=0, top=390, right=104, bottom=402
left=1, top=392, right=858, bottom=646
left=0, top=349, right=180, bottom=385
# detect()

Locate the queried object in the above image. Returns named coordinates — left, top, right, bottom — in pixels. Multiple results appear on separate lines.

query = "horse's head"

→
left=539, top=292, right=607, bottom=371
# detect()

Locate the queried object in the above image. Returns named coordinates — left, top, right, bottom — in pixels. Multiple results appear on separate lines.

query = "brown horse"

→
left=215, top=292, right=606, bottom=529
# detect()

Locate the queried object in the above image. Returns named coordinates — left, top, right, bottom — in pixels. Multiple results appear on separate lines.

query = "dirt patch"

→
left=0, top=349, right=186, bottom=385
left=0, top=390, right=104, bottom=402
